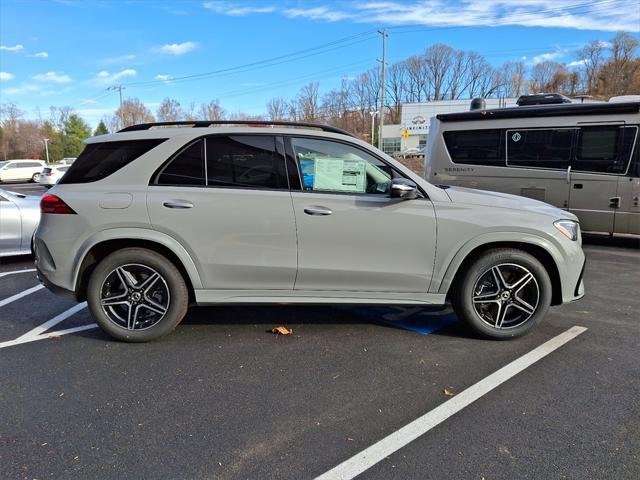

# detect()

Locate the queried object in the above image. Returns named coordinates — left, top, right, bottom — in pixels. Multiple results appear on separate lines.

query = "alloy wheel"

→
left=472, top=263, right=540, bottom=329
left=99, top=263, right=170, bottom=331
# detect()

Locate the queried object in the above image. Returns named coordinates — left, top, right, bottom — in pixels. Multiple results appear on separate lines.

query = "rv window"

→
left=506, top=129, right=573, bottom=169
left=443, top=130, right=504, bottom=166
left=573, top=126, right=635, bottom=174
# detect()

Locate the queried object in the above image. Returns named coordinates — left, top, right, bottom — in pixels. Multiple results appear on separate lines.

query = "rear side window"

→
left=573, top=125, right=636, bottom=174
left=506, top=129, right=574, bottom=169
left=59, top=139, right=166, bottom=184
left=443, top=130, right=504, bottom=166
left=206, top=135, right=287, bottom=189
left=156, top=139, right=205, bottom=186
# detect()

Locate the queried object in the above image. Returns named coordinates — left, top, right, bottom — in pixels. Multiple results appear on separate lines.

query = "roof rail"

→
left=117, top=120, right=355, bottom=137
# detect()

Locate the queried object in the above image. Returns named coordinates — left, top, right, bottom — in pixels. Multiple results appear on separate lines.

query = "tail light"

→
left=40, top=194, right=76, bottom=214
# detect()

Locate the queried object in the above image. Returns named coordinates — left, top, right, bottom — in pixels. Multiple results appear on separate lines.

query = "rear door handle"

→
left=304, top=206, right=332, bottom=216
left=609, top=197, right=621, bottom=209
left=163, top=200, right=194, bottom=209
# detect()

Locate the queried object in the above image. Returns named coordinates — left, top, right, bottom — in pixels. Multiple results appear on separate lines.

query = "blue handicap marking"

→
left=340, top=306, right=458, bottom=335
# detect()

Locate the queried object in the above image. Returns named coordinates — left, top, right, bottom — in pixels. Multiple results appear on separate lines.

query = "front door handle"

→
left=566, top=166, right=572, bottom=184
left=163, top=200, right=194, bottom=209
left=609, top=197, right=621, bottom=209
left=304, top=206, right=332, bottom=216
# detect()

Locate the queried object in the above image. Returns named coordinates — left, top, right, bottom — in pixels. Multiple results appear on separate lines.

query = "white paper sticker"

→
left=313, top=158, right=366, bottom=193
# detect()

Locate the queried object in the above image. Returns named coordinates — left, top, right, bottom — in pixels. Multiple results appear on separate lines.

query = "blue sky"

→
left=1, top=0, right=639, bottom=128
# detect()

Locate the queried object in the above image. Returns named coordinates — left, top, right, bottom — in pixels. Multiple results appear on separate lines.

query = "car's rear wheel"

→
left=87, top=248, right=189, bottom=342
left=451, top=249, right=552, bottom=339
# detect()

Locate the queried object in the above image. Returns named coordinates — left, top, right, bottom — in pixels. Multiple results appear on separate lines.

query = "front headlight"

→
left=554, top=220, right=580, bottom=241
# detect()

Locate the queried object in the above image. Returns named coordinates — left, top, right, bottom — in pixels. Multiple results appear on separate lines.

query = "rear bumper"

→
left=36, top=267, right=78, bottom=301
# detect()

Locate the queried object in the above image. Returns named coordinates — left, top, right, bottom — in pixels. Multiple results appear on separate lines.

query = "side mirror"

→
left=390, top=178, right=418, bottom=200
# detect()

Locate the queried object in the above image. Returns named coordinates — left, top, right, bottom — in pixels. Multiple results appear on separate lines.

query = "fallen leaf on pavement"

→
left=271, top=326, right=293, bottom=335
left=443, top=387, right=456, bottom=396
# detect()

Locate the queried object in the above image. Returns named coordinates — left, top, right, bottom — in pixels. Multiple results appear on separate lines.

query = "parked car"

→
left=401, top=147, right=425, bottom=158
left=57, top=157, right=76, bottom=166
left=39, top=165, right=70, bottom=187
left=35, top=120, right=585, bottom=342
left=0, top=160, right=46, bottom=183
left=0, top=189, right=40, bottom=257
left=424, top=96, right=640, bottom=235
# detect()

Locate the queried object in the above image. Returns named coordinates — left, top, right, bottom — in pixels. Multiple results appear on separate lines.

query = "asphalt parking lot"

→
left=1, top=182, right=639, bottom=479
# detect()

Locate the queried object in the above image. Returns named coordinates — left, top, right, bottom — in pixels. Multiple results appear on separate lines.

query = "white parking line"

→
left=0, top=302, right=94, bottom=349
left=0, top=285, right=44, bottom=308
left=315, top=325, right=588, bottom=480
left=0, top=268, right=36, bottom=278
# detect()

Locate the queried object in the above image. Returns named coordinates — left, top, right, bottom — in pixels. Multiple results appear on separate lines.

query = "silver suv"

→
left=35, top=121, right=585, bottom=342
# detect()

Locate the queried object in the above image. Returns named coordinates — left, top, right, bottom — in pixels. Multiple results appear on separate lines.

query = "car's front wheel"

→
left=87, top=248, right=189, bottom=342
left=32, top=173, right=40, bottom=182
left=451, top=249, right=552, bottom=339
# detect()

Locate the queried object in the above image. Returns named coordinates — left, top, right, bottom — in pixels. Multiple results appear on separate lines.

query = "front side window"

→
left=206, top=135, right=287, bottom=189
left=291, top=137, right=394, bottom=195
left=443, top=129, right=504, bottom=166
left=60, top=139, right=166, bottom=184
left=506, top=129, right=574, bottom=169
left=156, top=139, right=205, bottom=186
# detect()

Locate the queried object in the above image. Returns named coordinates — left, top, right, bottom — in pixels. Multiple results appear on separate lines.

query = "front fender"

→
left=71, top=227, right=203, bottom=291
left=433, top=231, right=566, bottom=295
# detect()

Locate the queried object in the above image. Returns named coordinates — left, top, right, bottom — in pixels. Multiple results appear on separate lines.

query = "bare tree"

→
left=198, top=100, right=225, bottom=121
left=577, top=40, right=606, bottom=94
left=424, top=44, right=455, bottom=100
left=295, top=82, right=320, bottom=122
left=112, top=98, right=155, bottom=129
left=266, top=97, right=289, bottom=121
left=156, top=98, right=183, bottom=122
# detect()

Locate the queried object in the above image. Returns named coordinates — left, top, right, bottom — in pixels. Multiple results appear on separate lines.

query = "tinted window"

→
left=60, top=139, right=166, bottom=184
left=573, top=126, right=635, bottom=174
left=156, top=139, right=205, bottom=186
left=206, top=135, right=286, bottom=189
left=291, top=137, right=394, bottom=194
left=507, top=129, right=573, bottom=169
left=443, top=130, right=504, bottom=166
left=0, top=161, right=7, bottom=169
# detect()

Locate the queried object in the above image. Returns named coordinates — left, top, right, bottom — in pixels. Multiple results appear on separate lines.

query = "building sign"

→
left=401, top=114, right=429, bottom=135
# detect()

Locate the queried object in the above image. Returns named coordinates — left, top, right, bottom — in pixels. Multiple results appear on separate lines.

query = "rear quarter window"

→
left=59, top=139, right=166, bottom=184
left=443, top=129, right=505, bottom=166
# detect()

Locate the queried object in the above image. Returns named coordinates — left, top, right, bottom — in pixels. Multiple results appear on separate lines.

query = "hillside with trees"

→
left=1, top=31, right=637, bottom=160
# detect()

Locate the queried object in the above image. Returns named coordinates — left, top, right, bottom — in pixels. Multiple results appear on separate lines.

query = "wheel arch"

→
left=438, top=237, right=564, bottom=306
left=73, top=231, right=202, bottom=303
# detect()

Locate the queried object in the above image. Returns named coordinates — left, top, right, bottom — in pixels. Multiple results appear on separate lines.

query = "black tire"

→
left=87, top=248, right=189, bottom=342
left=451, top=248, right=552, bottom=339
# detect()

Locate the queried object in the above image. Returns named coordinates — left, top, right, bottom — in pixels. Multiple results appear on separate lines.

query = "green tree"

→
left=94, top=120, right=109, bottom=136
left=62, top=114, right=91, bottom=158
left=40, top=121, right=64, bottom=163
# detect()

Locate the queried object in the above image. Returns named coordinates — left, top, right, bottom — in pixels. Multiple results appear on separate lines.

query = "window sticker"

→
left=313, top=158, right=366, bottom=193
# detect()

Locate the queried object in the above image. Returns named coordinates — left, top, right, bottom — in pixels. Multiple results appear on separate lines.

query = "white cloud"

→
left=101, top=53, right=136, bottom=65
left=284, top=7, right=352, bottom=22
left=203, top=1, right=275, bottom=16
left=0, top=44, right=25, bottom=52
left=155, top=74, right=172, bottom=82
left=566, top=59, right=586, bottom=68
left=158, top=41, right=198, bottom=55
left=531, top=50, right=565, bottom=64
left=32, top=71, right=72, bottom=83
left=92, top=68, right=137, bottom=84
left=276, top=0, right=640, bottom=32
left=0, top=71, right=14, bottom=81
left=30, top=51, right=49, bottom=58
left=3, top=84, right=42, bottom=96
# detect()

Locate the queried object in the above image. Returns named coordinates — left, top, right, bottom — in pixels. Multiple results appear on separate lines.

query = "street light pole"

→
left=43, top=138, right=50, bottom=164
left=369, top=110, right=378, bottom=145
left=377, top=29, right=388, bottom=150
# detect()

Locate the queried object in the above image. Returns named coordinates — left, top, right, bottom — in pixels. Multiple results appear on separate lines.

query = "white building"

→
left=381, top=98, right=519, bottom=155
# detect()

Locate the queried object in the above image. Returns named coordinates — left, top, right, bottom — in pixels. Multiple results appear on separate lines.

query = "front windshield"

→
left=0, top=161, right=8, bottom=169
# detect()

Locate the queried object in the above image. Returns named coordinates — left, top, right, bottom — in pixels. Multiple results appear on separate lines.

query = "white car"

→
left=35, top=120, right=585, bottom=343
left=0, top=160, right=46, bottom=183
left=39, top=165, right=70, bottom=187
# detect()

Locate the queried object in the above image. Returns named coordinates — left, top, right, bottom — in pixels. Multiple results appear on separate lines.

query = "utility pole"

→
left=377, top=29, right=387, bottom=150
left=43, top=138, right=50, bottom=164
left=107, top=85, right=125, bottom=108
